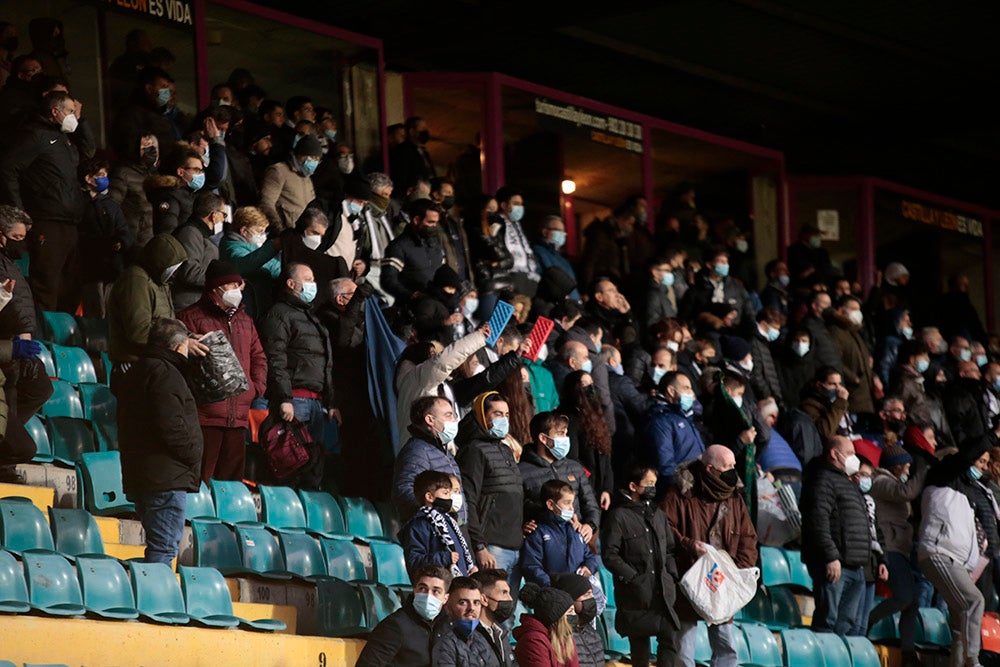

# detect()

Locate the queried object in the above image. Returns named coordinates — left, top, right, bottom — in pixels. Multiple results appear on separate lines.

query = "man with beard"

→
left=382, top=199, right=445, bottom=305
left=945, top=361, right=1000, bottom=448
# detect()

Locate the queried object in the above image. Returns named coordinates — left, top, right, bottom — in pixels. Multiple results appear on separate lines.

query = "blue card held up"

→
left=485, top=300, right=515, bottom=347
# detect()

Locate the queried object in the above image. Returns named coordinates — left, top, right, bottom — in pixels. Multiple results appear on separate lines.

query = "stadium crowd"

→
left=1, top=20, right=998, bottom=667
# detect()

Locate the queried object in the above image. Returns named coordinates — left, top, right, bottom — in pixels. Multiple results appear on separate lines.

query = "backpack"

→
left=261, top=417, right=313, bottom=481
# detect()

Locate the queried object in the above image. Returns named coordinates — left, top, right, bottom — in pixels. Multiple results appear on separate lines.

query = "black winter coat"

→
left=800, top=457, right=872, bottom=569
left=455, top=414, right=524, bottom=550
left=639, top=279, right=677, bottom=327
left=145, top=174, right=195, bottom=236
left=944, top=378, right=996, bottom=449
left=600, top=494, right=680, bottom=636
left=449, top=352, right=522, bottom=411
left=519, top=447, right=601, bottom=529
left=0, top=251, right=36, bottom=337
left=749, top=329, right=784, bottom=407
left=80, top=192, right=134, bottom=283
left=382, top=227, right=446, bottom=302
left=575, top=622, right=606, bottom=667
left=958, top=475, right=1000, bottom=558
left=117, top=345, right=203, bottom=495
left=355, top=600, right=438, bottom=667
left=259, top=289, right=335, bottom=407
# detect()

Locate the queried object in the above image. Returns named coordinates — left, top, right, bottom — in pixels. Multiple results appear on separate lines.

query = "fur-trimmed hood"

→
left=142, top=174, right=184, bottom=193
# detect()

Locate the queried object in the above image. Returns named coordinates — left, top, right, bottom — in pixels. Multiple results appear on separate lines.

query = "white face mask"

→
left=302, top=234, right=322, bottom=250
left=213, top=220, right=224, bottom=235
left=450, top=492, right=464, bottom=513
left=221, top=288, right=242, bottom=309
left=337, top=155, right=355, bottom=174
left=60, top=112, right=78, bottom=134
left=842, top=453, right=861, bottom=477
left=536, top=344, right=549, bottom=363
left=666, top=340, right=680, bottom=353
left=251, top=232, right=267, bottom=248
left=161, top=262, right=183, bottom=283
left=739, top=358, right=754, bottom=373
left=848, top=310, right=864, bottom=326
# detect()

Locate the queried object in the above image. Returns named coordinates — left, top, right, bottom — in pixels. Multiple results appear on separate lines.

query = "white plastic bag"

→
left=680, top=544, right=760, bottom=625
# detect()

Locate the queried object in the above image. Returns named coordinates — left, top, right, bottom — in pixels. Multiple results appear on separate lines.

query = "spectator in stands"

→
left=0, top=206, right=35, bottom=339
left=259, top=262, right=336, bottom=489
left=78, top=156, right=133, bottom=318
left=828, top=294, right=877, bottom=414
left=675, top=337, right=717, bottom=396
left=799, top=366, right=851, bottom=443
left=171, top=192, right=225, bottom=311
left=852, top=458, right=889, bottom=637
left=389, top=116, right=435, bottom=197
left=431, top=576, right=495, bottom=665
left=579, top=199, right=652, bottom=288
left=393, top=396, right=465, bottom=519
left=868, top=444, right=928, bottom=665
left=756, top=397, right=803, bottom=476
left=360, top=172, right=397, bottom=300
left=280, top=207, right=349, bottom=302
left=382, top=199, right=446, bottom=304
left=117, top=317, right=202, bottom=564
left=495, top=186, right=540, bottom=296
left=147, top=145, right=204, bottom=236
left=520, top=411, right=600, bottom=534
left=759, top=259, right=790, bottom=316
left=456, top=391, right=525, bottom=578
left=787, top=224, right=836, bottom=284
left=604, top=344, right=652, bottom=481
left=586, top=278, right=637, bottom=347
left=329, top=177, right=370, bottom=276
left=400, top=470, right=476, bottom=578
left=110, top=66, right=178, bottom=157
left=356, top=564, right=451, bottom=667
left=662, top=445, right=756, bottom=667
left=177, top=260, right=266, bottom=483
left=601, top=465, right=680, bottom=667
left=109, top=132, right=158, bottom=248
left=889, top=340, right=935, bottom=429
left=532, top=215, right=580, bottom=302
left=0, top=90, right=93, bottom=312
left=470, top=569, right=518, bottom=666
left=801, top=291, right=842, bottom=371
left=259, top=134, right=320, bottom=232
left=0, top=54, right=41, bottom=140
left=640, top=371, right=705, bottom=495
left=561, top=371, right=613, bottom=510
left=749, top=307, right=785, bottom=407
left=946, top=360, right=1000, bottom=449
left=957, top=447, right=1000, bottom=604
left=800, top=436, right=873, bottom=635
left=679, top=247, right=755, bottom=328
left=431, top=178, right=472, bottom=282
left=513, top=583, right=579, bottom=667
left=522, top=327, right=558, bottom=414
left=219, top=206, right=280, bottom=319
left=466, top=195, right=514, bottom=296
left=560, top=319, right=615, bottom=436
left=639, top=256, right=679, bottom=327
left=549, top=573, right=604, bottom=667
left=876, top=307, right=913, bottom=385
left=918, top=447, right=986, bottom=667
left=777, top=327, right=816, bottom=408
left=520, top=479, right=600, bottom=587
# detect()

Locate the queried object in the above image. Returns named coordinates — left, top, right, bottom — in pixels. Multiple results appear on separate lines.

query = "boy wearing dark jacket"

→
left=80, top=156, right=134, bottom=318
left=520, top=480, right=600, bottom=587
left=401, top=470, right=476, bottom=579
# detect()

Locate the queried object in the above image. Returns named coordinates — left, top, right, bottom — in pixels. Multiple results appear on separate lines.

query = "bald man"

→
left=799, top=436, right=872, bottom=635
left=548, top=339, right=592, bottom=395
left=662, top=444, right=757, bottom=667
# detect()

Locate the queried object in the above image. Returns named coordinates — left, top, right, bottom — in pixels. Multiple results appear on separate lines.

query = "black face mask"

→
left=432, top=497, right=453, bottom=513
left=491, top=599, right=515, bottom=623
left=577, top=598, right=598, bottom=625
left=3, top=237, right=26, bottom=260
left=640, top=486, right=657, bottom=502
left=141, top=146, right=158, bottom=169
left=885, top=417, right=906, bottom=434
left=565, top=613, right=578, bottom=629
left=441, top=196, right=455, bottom=210
left=417, top=225, right=438, bottom=238
left=417, top=129, right=430, bottom=144
left=719, top=468, right=740, bottom=488
left=581, top=385, right=598, bottom=400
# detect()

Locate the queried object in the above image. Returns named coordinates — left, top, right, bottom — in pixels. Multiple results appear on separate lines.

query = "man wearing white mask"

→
left=800, top=435, right=873, bottom=635
left=171, top=192, right=225, bottom=310
left=178, top=260, right=267, bottom=483
left=532, top=215, right=580, bottom=302
left=0, top=90, right=94, bottom=311
left=828, top=294, right=877, bottom=414
left=393, top=396, right=466, bottom=521
left=496, top=185, right=539, bottom=296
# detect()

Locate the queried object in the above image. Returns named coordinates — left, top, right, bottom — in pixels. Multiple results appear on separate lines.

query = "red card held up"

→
left=523, top=316, right=555, bottom=362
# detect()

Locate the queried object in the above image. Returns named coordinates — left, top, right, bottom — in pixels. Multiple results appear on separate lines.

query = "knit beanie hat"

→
left=720, top=334, right=751, bottom=362
left=292, top=134, right=322, bottom=157
left=519, top=583, right=574, bottom=627
left=204, top=260, right=242, bottom=291
left=880, top=444, right=912, bottom=468
left=550, top=573, right=590, bottom=601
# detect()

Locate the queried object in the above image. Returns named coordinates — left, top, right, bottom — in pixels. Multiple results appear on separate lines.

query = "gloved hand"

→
left=11, top=338, right=42, bottom=360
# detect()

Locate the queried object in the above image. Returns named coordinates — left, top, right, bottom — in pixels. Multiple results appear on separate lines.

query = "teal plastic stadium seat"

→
left=278, top=530, right=327, bottom=579
left=49, top=344, right=97, bottom=384
left=369, top=541, right=408, bottom=587
left=186, top=482, right=216, bottom=521
left=374, top=501, right=402, bottom=541
left=0, top=660, right=17, bottom=666
left=209, top=480, right=258, bottom=525
left=357, top=582, right=401, bottom=630
left=127, top=561, right=189, bottom=624
left=234, top=524, right=291, bottom=578
left=731, top=622, right=752, bottom=664
left=769, top=586, right=803, bottom=629
left=259, top=485, right=307, bottom=530
left=27, top=415, right=53, bottom=463
left=0, top=548, right=30, bottom=613
left=915, top=607, right=951, bottom=648
left=599, top=566, right=616, bottom=609
left=24, top=663, right=71, bottom=667
left=314, top=576, right=367, bottom=637
left=42, top=312, right=81, bottom=347
left=41, top=381, right=83, bottom=419
left=779, top=629, right=823, bottom=667
left=299, top=490, right=348, bottom=536
left=190, top=518, right=245, bottom=574
left=601, top=607, right=630, bottom=658
left=759, top=546, right=792, bottom=587
left=783, top=549, right=813, bottom=591
left=843, top=636, right=882, bottom=667
left=337, top=496, right=384, bottom=538
left=75, top=554, right=139, bottom=619
left=77, top=451, right=134, bottom=516
left=812, top=631, right=853, bottom=667
left=0, top=498, right=55, bottom=554
left=21, top=551, right=86, bottom=616
left=76, top=316, right=109, bottom=354
left=48, top=507, right=104, bottom=557
left=867, top=612, right=900, bottom=642
left=97, top=351, right=112, bottom=385
left=320, top=537, right=367, bottom=582
left=740, top=622, right=783, bottom=667
left=734, top=586, right=770, bottom=625
left=179, top=565, right=285, bottom=631
left=49, top=416, right=96, bottom=465
left=694, top=621, right=712, bottom=665
left=77, top=383, right=117, bottom=451
left=36, top=343, right=55, bottom=377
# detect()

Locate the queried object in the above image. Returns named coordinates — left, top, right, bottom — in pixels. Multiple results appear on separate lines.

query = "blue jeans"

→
left=810, top=565, right=866, bottom=635
left=487, top=545, right=520, bottom=589
left=851, top=582, right=876, bottom=636
left=134, top=490, right=187, bottom=565
left=292, top=397, right=326, bottom=445
left=677, top=620, right=738, bottom=667
left=870, top=551, right=920, bottom=649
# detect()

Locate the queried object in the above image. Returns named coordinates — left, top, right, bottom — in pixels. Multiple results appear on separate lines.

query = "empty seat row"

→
left=759, top=546, right=813, bottom=591
left=40, top=311, right=108, bottom=354
left=0, top=498, right=118, bottom=556
left=0, top=548, right=284, bottom=631
left=28, top=413, right=116, bottom=467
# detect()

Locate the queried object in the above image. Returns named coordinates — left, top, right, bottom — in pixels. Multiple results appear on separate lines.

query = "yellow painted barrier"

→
left=0, top=482, right=55, bottom=511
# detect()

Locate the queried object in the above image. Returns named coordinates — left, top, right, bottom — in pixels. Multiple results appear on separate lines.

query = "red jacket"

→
left=512, top=614, right=580, bottom=667
left=177, top=296, right=267, bottom=428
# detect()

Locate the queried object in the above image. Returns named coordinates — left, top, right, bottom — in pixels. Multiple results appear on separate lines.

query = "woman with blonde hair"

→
left=514, top=582, right=580, bottom=667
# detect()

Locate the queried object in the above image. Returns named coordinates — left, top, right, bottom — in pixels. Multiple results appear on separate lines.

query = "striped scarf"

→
left=419, top=505, right=475, bottom=577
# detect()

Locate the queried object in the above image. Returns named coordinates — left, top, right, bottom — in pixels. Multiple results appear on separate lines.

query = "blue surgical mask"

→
left=300, top=157, right=319, bottom=176
left=993, top=378, right=1000, bottom=394
left=509, top=205, right=525, bottom=223
left=767, top=327, right=780, bottom=343
left=652, top=367, right=667, bottom=386
left=462, top=297, right=479, bottom=318
left=188, top=172, right=205, bottom=191
left=713, top=263, right=730, bottom=278
left=453, top=618, right=480, bottom=640
left=594, top=340, right=602, bottom=354
left=550, top=230, right=567, bottom=249
left=549, top=435, right=571, bottom=460
left=413, top=592, right=443, bottom=621
left=94, top=176, right=110, bottom=192
left=679, top=392, right=695, bottom=413
left=581, top=359, right=593, bottom=374
left=808, top=236, right=822, bottom=249
left=324, top=129, right=337, bottom=142
left=557, top=507, right=575, bottom=523
left=977, top=354, right=989, bottom=367
left=858, top=477, right=873, bottom=494
left=347, top=200, right=364, bottom=216
left=778, top=274, right=790, bottom=287
left=488, top=416, right=509, bottom=439
left=608, top=363, right=624, bottom=376
left=915, top=359, right=929, bottom=373
left=661, top=271, right=675, bottom=287
left=299, top=281, right=317, bottom=303
left=792, top=341, right=810, bottom=357
left=960, top=349, right=973, bottom=362
left=732, top=395, right=743, bottom=409
left=438, top=420, right=459, bottom=444
left=969, top=466, right=984, bottom=482
left=735, top=239, right=749, bottom=254
left=827, top=388, right=838, bottom=403
left=901, top=326, right=914, bottom=339
left=156, top=87, right=171, bottom=106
